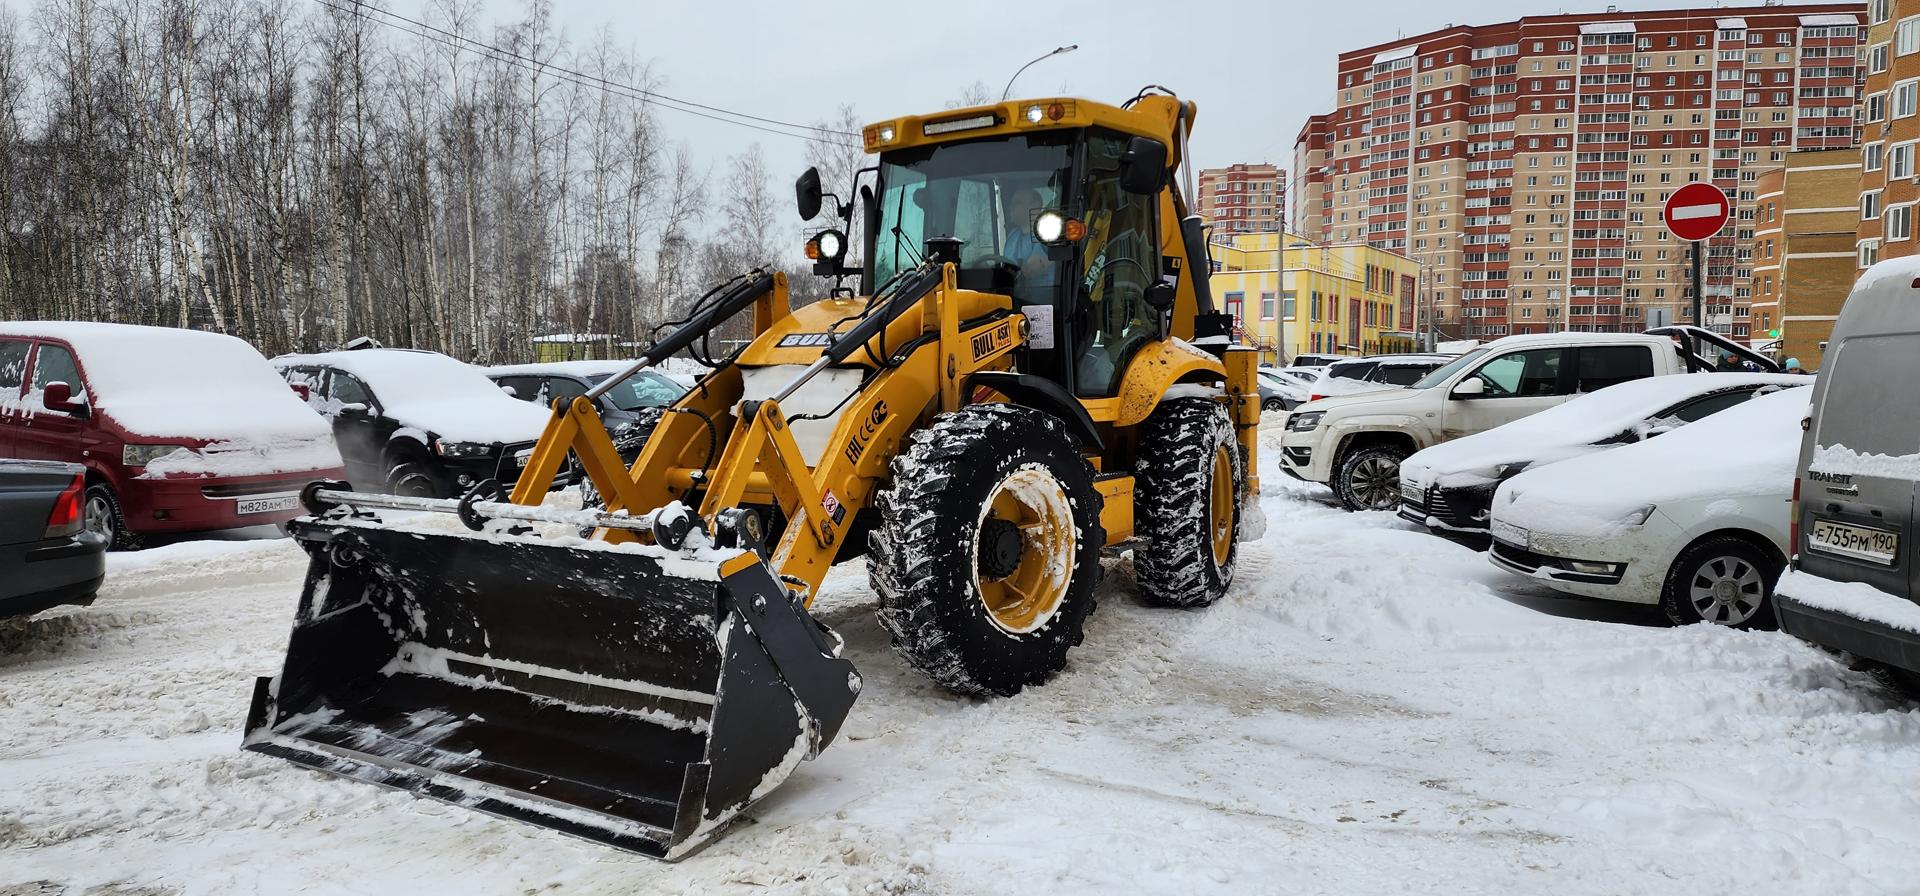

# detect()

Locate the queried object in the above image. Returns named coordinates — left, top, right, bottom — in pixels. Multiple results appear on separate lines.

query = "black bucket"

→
left=244, top=515, right=860, bottom=860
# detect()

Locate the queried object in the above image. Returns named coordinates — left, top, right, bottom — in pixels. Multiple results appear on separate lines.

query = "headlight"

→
left=808, top=229, right=846, bottom=261
left=1287, top=411, right=1325, bottom=432
left=123, top=443, right=194, bottom=467
left=434, top=440, right=494, bottom=458
left=1034, top=210, right=1066, bottom=243
left=1621, top=505, right=1657, bottom=527
left=1493, top=461, right=1531, bottom=478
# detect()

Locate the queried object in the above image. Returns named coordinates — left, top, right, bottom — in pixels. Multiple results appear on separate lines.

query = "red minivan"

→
left=0, top=323, right=345, bottom=549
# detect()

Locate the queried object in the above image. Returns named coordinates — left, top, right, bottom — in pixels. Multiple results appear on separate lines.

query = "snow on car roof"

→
left=1496, top=385, right=1810, bottom=535
left=1411, top=372, right=1807, bottom=475
left=275, top=348, right=551, bottom=444
left=484, top=360, right=667, bottom=380
left=0, top=321, right=331, bottom=443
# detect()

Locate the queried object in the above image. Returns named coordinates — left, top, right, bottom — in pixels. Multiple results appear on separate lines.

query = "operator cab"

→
left=800, top=103, right=1174, bottom=400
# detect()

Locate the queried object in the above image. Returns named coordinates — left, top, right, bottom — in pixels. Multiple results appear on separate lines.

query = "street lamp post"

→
left=1002, top=46, right=1079, bottom=101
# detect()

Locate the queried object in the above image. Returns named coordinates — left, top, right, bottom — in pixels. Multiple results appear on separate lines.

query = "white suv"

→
left=1279, top=332, right=1693, bottom=511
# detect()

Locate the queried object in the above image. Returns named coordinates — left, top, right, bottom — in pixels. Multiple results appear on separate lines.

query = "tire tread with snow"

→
left=1659, top=535, right=1780, bottom=629
left=868, top=403, right=1104, bottom=698
left=1134, top=397, right=1242, bottom=608
left=1334, top=443, right=1407, bottom=512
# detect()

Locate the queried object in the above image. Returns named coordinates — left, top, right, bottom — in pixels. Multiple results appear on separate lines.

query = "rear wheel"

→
left=1660, top=536, right=1780, bottom=629
left=1334, top=443, right=1407, bottom=512
left=83, top=483, right=141, bottom=551
left=1262, top=396, right=1285, bottom=412
left=1134, top=397, right=1242, bottom=608
left=869, top=404, right=1104, bottom=697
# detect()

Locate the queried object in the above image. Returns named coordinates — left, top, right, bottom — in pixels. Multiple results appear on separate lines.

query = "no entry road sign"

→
left=1663, top=183, right=1731, bottom=243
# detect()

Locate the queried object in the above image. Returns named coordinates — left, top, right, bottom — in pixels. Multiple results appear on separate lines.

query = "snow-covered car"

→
left=1281, top=332, right=1697, bottom=512
left=1256, top=368, right=1309, bottom=412
left=1486, top=385, right=1811, bottom=628
left=1303, top=354, right=1454, bottom=402
left=1401, top=372, right=1805, bottom=538
left=486, top=360, right=686, bottom=462
left=0, top=323, right=345, bottom=549
left=275, top=349, right=556, bottom=498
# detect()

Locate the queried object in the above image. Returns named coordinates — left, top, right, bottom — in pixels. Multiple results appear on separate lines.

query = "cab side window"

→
left=494, top=376, right=543, bottom=403
left=1074, top=131, right=1161, bottom=398
left=1577, top=345, right=1655, bottom=391
left=0, top=340, right=28, bottom=397
left=30, top=344, right=81, bottom=401
left=545, top=377, right=588, bottom=404
left=1470, top=348, right=1566, bottom=398
left=1373, top=364, right=1431, bottom=387
left=1667, top=389, right=1756, bottom=424
left=328, top=371, right=376, bottom=412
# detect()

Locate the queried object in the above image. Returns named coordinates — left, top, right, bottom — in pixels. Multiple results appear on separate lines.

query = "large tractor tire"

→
left=869, top=404, right=1104, bottom=698
left=1134, top=397, right=1242, bottom=608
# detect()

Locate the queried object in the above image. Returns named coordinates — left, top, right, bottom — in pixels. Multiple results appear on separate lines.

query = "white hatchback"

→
left=1486, top=386, right=1811, bottom=628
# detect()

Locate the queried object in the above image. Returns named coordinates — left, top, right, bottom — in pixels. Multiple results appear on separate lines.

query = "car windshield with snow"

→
left=276, top=348, right=557, bottom=498
left=1401, top=372, right=1806, bottom=537
left=1486, top=385, right=1811, bottom=628
left=0, top=322, right=344, bottom=549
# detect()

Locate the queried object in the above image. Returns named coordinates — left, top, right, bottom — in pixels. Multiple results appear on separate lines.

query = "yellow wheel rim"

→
left=1209, top=443, right=1235, bottom=567
left=976, top=467, right=1077, bottom=635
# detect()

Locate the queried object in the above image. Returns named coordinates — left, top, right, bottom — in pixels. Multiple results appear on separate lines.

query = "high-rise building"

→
left=1749, top=148, right=1862, bottom=369
left=1294, top=5, right=1866, bottom=344
left=1198, top=163, right=1286, bottom=234
left=1292, top=115, right=1333, bottom=236
left=1855, top=0, right=1916, bottom=269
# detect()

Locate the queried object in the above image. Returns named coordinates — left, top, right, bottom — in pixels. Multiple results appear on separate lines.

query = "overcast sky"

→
left=420, top=0, right=1858, bottom=188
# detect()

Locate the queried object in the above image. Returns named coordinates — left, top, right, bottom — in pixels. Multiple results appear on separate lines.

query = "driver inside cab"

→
left=1000, top=186, right=1058, bottom=303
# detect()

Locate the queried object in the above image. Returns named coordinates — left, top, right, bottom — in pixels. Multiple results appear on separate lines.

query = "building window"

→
left=1894, top=143, right=1917, bottom=179
left=1865, top=141, right=1886, bottom=172
left=1900, top=16, right=1920, bottom=55
left=1860, top=239, right=1882, bottom=268
left=1897, top=79, right=1920, bottom=118
left=1261, top=292, right=1277, bottom=320
left=1864, top=190, right=1883, bottom=220
left=1888, top=205, right=1914, bottom=242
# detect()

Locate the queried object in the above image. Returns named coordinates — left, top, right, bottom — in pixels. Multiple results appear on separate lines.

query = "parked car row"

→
left=0, top=321, right=692, bottom=589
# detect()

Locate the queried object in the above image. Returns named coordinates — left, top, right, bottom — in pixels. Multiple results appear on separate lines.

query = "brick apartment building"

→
left=1748, top=148, right=1862, bottom=369
left=1857, top=0, right=1918, bottom=268
left=1197, top=163, right=1287, bottom=234
left=1290, top=5, right=1866, bottom=343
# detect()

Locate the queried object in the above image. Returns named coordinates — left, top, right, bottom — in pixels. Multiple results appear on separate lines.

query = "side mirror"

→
left=498, top=385, right=518, bottom=398
left=42, top=381, right=87, bottom=416
left=1450, top=378, right=1487, bottom=399
left=1119, top=136, right=1169, bottom=195
left=289, top=383, right=311, bottom=401
left=1145, top=280, right=1177, bottom=311
left=338, top=402, right=370, bottom=416
left=796, top=167, right=824, bottom=221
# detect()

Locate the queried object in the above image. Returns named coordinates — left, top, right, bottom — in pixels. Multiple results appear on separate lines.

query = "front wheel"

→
left=1262, top=396, right=1285, bottom=412
left=84, top=484, right=141, bottom=551
left=1660, top=536, right=1780, bottom=629
left=1334, top=443, right=1406, bottom=512
left=869, top=404, right=1104, bottom=698
left=386, top=460, right=446, bottom=498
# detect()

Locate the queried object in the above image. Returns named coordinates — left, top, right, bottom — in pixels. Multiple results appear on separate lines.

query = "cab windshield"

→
left=872, top=132, right=1075, bottom=305
left=1410, top=348, right=1488, bottom=390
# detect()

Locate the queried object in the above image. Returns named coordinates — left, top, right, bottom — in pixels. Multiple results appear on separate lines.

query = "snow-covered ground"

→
left=6, top=459, right=1920, bottom=893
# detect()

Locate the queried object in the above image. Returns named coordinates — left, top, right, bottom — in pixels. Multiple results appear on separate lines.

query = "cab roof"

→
left=861, top=94, right=1188, bottom=156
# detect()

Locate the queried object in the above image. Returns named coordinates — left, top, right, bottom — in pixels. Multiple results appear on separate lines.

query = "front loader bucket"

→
left=243, top=516, right=859, bottom=860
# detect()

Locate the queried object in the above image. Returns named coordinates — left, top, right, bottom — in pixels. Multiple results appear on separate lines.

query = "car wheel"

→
left=1334, top=444, right=1407, bottom=512
left=84, top=483, right=142, bottom=551
left=1659, top=536, right=1780, bottom=629
left=1262, top=396, right=1285, bottom=412
left=386, top=461, right=446, bottom=499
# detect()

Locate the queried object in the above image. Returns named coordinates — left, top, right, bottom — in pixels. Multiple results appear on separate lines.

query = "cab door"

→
left=1799, top=333, right=1920, bottom=600
left=13, top=341, right=90, bottom=463
left=1439, top=346, right=1571, bottom=440
left=321, top=369, right=390, bottom=490
left=1072, top=130, right=1162, bottom=398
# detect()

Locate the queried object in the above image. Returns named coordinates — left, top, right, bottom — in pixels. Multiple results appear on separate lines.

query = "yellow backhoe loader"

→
left=243, top=88, right=1261, bottom=859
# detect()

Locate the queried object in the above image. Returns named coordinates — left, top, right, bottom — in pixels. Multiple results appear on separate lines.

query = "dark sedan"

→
left=2, top=460, right=108, bottom=620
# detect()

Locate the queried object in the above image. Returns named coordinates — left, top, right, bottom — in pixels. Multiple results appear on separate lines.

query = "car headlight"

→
left=123, top=443, right=195, bottom=467
left=1493, top=461, right=1531, bottom=478
left=434, top=440, right=494, bottom=458
left=1621, top=505, right=1657, bottom=527
left=1288, top=411, right=1325, bottom=432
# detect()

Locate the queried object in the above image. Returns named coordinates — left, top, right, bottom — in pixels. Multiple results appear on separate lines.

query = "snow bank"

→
left=1496, top=385, right=1810, bottom=536
left=276, top=349, right=552, bottom=444
left=1408, top=373, right=1802, bottom=488
left=0, top=323, right=336, bottom=463
left=1780, top=568, right=1920, bottom=635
